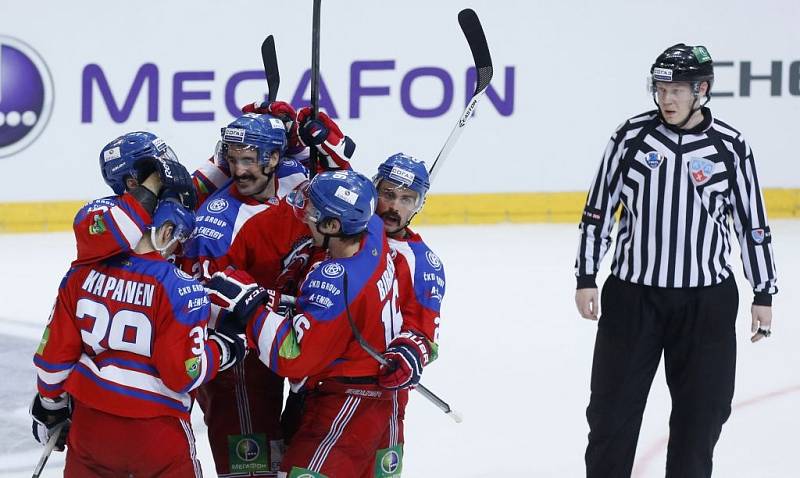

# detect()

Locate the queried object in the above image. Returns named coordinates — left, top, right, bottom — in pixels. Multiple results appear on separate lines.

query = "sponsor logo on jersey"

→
left=173, top=268, right=193, bottom=281
left=267, top=196, right=279, bottom=205
left=103, top=146, right=122, bottom=162
left=689, top=157, right=714, bottom=186
left=652, top=67, right=673, bottom=81
left=375, top=445, right=403, bottom=478
left=751, top=228, right=766, bottom=244
left=223, top=127, right=247, bottom=143
left=184, top=356, right=200, bottom=380
left=228, top=434, right=268, bottom=472
left=334, top=185, right=358, bottom=205
left=425, top=250, right=442, bottom=270
left=0, top=36, right=54, bottom=159
left=89, top=215, right=107, bottom=235
left=268, top=118, right=284, bottom=129
left=207, top=198, right=229, bottom=214
left=645, top=151, right=663, bottom=169
left=36, top=327, right=50, bottom=355
left=321, top=262, right=344, bottom=279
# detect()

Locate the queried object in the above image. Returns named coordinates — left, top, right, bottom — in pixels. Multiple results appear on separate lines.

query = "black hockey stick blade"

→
left=261, top=35, right=280, bottom=102
left=458, top=8, right=493, bottom=95
left=428, top=9, right=494, bottom=182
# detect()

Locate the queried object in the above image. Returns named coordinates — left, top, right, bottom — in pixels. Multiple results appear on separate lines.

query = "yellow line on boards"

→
left=1, top=189, right=798, bottom=233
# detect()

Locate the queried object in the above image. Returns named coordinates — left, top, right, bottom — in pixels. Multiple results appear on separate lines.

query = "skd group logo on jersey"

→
left=0, top=36, right=54, bottom=158
left=321, top=262, right=345, bottom=279
left=425, top=250, right=442, bottom=270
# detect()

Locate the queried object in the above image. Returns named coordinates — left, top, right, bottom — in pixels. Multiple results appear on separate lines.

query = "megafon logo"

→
left=0, top=36, right=54, bottom=158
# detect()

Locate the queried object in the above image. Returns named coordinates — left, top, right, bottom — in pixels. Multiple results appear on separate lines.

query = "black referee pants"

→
left=585, top=275, right=738, bottom=478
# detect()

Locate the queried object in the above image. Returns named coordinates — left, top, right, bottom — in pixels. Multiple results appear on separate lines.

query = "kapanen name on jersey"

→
left=81, top=270, right=155, bottom=307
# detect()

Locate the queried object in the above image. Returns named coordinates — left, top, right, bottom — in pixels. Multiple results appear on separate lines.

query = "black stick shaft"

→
left=308, top=0, right=322, bottom=178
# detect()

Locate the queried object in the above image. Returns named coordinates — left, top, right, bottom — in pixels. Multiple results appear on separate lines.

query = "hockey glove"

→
left=204, top=268, right=279, bottom=331
left=241, top=100, right=304, bottom=153
left=378, top=331, right=432, bottom=390
left=134, top=157, right=194, bottom=195
left=30, top=393, right=72, bottom=451
left=208, top=328, right=247, bottom=372
left=296, top=107, right=355, bottom=171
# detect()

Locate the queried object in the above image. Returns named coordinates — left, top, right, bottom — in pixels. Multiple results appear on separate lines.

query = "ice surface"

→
left=1, top=222, right=798, bottom=477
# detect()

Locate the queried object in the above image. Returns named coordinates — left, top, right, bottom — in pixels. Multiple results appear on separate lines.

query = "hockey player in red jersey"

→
left=204, top=170, right=404, bottom=478
left=31, top=197, right=246, bottom=477
left=182, top=109, right=355, bottom=477
left=72, top=132, right=196, bottom=266
left=371, top=153, right=446, bottom=470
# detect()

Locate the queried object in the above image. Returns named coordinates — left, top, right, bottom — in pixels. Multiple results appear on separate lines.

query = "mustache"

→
left=234, top=173, right=256, bottom=182
left=380, top=210, right=401, bottom=222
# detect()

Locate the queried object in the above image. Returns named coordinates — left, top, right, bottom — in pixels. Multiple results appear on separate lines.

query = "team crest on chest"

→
left=689, top=157, right=715, bottom=186
left=644, top=151, right=664, bottom=169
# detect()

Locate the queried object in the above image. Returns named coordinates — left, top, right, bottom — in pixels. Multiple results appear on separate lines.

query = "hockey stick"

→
left=342, top=271, right=463, bottom=423
left=32, top=421, right=67, bottom=478
left=308, top=0, right=322, bottom=179
left=427, top=8, right=494, bottom=182
left=261, top=35, right=280, bottom=103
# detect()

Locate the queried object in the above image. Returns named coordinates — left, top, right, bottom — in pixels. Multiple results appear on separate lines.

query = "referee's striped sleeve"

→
left=728, top=134, right=778, bottom=300
left=574, top=123, right=628, bottom=286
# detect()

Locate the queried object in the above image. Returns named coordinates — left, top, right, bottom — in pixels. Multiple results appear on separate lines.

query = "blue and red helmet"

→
left=99, top=132, right=177, bottom=195
left=299, top=170, right=377, bottom=235
left=218, top=113, right=287, bottom=168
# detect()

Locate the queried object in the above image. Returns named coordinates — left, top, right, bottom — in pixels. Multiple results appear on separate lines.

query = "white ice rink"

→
left=1, top=222, right=798, bottom=477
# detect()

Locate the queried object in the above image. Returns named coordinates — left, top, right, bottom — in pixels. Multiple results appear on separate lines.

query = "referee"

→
left=574, top=43, right=777, bottom=478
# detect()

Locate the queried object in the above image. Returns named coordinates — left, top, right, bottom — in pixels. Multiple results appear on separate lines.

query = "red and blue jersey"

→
left=34, top=252, right=221, bottom=420
left=72, top=193, right=152, bottom=267
left=180, top=159, right=309, bottom=285
left=248, top=215, right=400, bottom=388
left=389, top=228, right=446, bottom=347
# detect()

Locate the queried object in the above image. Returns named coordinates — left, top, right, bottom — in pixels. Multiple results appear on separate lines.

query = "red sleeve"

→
left=192, top=157, right=230, bottom=209
left=72, top=194, right=152, bottom=266
left=152, top=284, right=221, bottom=393
left=33, top=273, right=81, bottom=398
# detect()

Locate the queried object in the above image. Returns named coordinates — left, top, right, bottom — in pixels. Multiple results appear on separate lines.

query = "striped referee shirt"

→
left=575, top=107, right=777, bottom=304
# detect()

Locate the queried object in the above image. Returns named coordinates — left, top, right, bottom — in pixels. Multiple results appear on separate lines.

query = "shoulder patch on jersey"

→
left=89, top=215, right=107, bottom=235
left=750, top=227, right=771, bottom=245
left=174, top=268, right=194, bottom=281
left=321, top=262, right=345, bottom=279
left=425, top=250, right=442, bottom=271
left=207, top=198, right=229, bottom=214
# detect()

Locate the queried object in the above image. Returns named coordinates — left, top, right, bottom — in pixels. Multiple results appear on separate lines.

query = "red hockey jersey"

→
left=34, top=252, right=221, bottom=420
left=248, top=215, right=399, bottom=388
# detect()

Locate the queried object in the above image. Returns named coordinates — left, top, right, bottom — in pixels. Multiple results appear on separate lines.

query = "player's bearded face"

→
left=376, top=180, right=418, bottom=233
left=227, top=145, right=269, bottom=196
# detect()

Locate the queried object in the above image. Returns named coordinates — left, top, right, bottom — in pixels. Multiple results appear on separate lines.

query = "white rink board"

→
left=1, top=0, right=799, bottom=202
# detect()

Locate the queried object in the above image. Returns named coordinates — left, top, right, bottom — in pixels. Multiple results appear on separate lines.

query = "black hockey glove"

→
left=208, top=328, right=247, bottom=372
left=134, top=156, right=194, bottom=194
left=30, top=393, right=72, bottom=451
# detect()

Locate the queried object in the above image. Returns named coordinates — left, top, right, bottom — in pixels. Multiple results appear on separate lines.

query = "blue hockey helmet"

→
left=99, top=132, right=178, bottom=195
left=374, top=153, right=430, bottom=211
left=218, top=113, right=288, bottom=168
left=150, top=197, right=196, bottom=253
left=296, top=170, right=377, bottom=236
